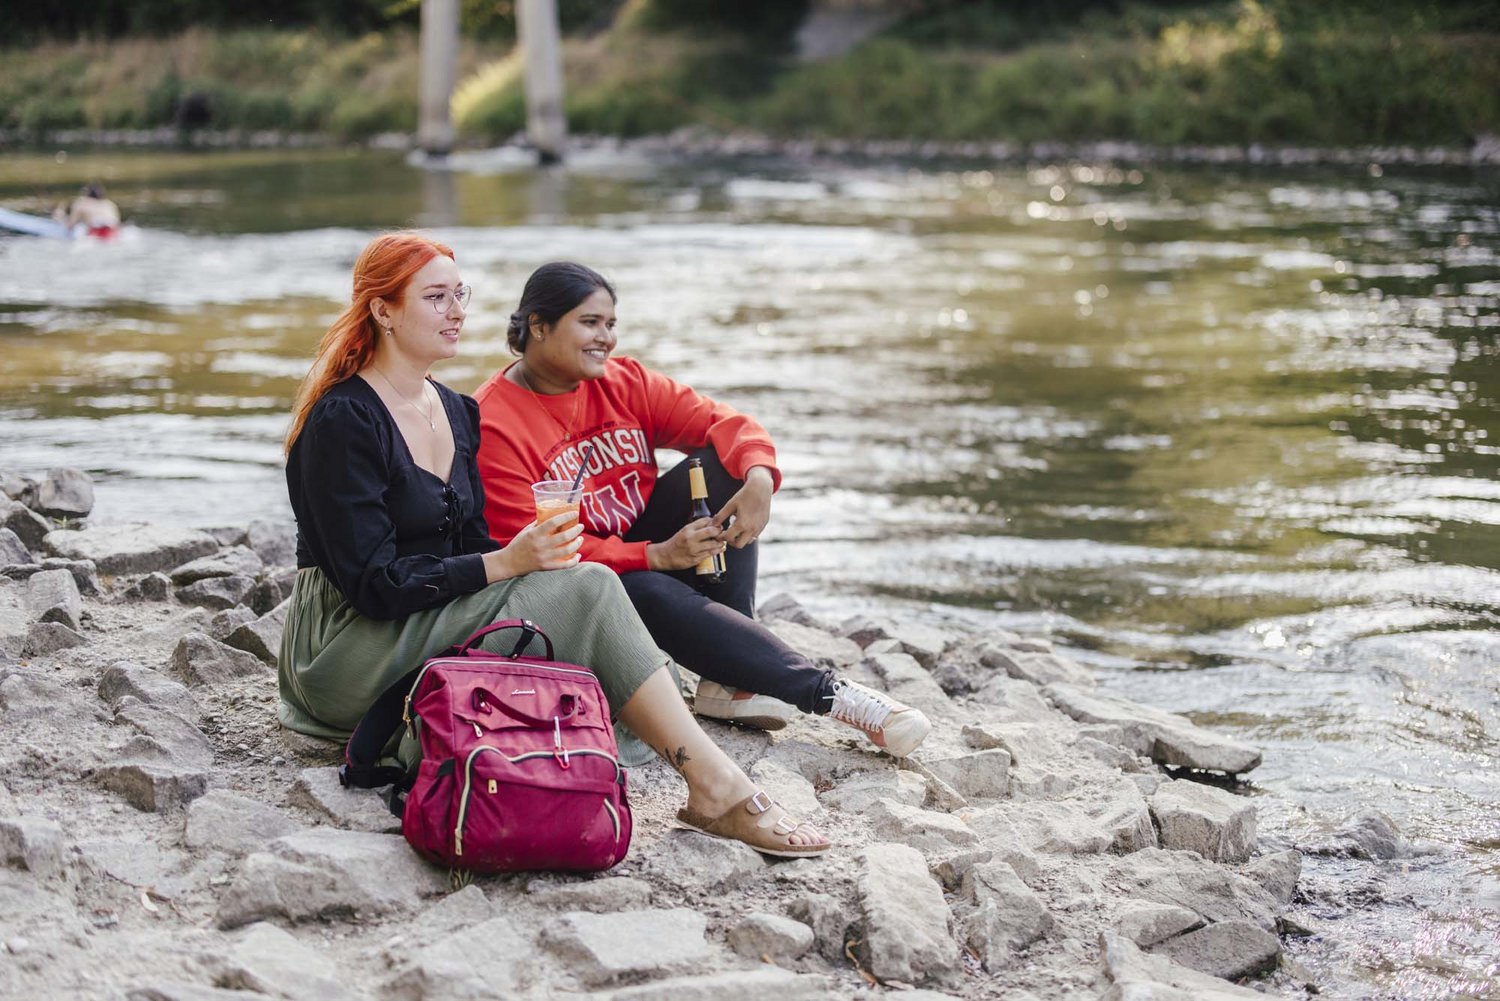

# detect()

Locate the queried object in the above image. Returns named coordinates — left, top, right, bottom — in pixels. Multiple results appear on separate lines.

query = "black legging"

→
left=620, top=448, right=837, bottom=715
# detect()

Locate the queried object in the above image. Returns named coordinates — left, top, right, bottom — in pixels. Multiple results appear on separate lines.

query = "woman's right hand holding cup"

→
left=484, top=512, right=583, bottom=582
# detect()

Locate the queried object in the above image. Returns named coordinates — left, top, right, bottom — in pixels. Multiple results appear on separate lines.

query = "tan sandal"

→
left=676, top=790, right=831, bottom=858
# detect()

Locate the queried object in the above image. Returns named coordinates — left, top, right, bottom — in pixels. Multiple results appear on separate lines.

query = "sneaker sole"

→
left=694, top=709, right=791, bottom=732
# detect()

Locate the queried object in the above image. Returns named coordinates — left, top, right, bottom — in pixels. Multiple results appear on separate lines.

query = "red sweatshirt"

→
left=473, top=356, right=781, bottom=573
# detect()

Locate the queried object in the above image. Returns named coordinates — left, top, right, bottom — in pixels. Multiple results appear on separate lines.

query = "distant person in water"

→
left=54, top=185, right=121, bottom=239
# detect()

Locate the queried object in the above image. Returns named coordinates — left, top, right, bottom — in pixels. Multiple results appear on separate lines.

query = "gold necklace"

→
left=517, top=362, right=581, bottom=443
left=373, top=367, right=436, bottom=432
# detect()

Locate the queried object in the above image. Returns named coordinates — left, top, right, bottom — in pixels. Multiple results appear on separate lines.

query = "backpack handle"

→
left=456, top=618, right=555, bottom=660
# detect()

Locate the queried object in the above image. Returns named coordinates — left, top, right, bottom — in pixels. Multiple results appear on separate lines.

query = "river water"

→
left=1, top=146, right=1496, bottom=997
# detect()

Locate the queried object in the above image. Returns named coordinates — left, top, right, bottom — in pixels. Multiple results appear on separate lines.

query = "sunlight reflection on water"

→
left=1, top=147, right=1497, bottom=998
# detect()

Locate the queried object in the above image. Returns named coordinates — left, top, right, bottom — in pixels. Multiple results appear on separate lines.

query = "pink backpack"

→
left=340, top=619, right=632, bottom=873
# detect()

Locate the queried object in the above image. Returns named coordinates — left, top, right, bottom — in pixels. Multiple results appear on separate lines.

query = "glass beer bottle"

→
left=687, top=458, right=726, bottom=584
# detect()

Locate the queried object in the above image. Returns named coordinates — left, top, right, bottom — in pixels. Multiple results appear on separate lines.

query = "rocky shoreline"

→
left=5, top=126, right=1499, bottom=169
left=1, top=467, right=1402, bottom=1000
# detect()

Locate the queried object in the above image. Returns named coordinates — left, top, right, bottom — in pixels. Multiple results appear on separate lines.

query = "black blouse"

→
left=288, top=376, right=500, bottom=620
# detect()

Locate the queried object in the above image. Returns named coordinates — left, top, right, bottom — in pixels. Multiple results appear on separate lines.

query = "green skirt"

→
left=278, top=562, right=672, bottom=765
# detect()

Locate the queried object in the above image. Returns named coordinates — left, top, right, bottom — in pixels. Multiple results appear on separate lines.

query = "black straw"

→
left=570, top=444, right=596, bottom=493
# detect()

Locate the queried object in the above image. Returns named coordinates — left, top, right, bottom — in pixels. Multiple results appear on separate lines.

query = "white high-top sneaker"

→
left=825, top=679, right=931, bottom=758
left=693, top=680, right=795, bottom=731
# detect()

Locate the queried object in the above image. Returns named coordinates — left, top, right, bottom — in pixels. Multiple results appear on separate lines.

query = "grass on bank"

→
left=0, top=28, right=485, bottom=139
left=3, top=1, right=1498, bottom=147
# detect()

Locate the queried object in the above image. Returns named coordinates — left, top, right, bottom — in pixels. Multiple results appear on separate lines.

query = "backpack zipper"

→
left=405, top=659, right=599, bottom=737
left=453, top=744, right=621, bottom=857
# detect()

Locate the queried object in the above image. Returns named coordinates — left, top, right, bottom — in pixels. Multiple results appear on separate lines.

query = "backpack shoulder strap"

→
left=339, top=665, right=423, bottom=796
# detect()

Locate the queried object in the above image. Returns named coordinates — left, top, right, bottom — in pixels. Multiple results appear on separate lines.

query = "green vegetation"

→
left=2, top=0, right=1497, bottom=146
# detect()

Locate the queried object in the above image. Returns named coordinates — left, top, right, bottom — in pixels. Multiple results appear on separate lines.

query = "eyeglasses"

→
left=422, top=285, right=472, bottom=313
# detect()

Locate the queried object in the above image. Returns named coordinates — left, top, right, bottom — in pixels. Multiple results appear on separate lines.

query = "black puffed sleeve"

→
left=291, top=394, right=487, bottom=619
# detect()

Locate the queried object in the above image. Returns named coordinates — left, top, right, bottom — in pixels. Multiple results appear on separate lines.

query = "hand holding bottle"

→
left=644, top=517, right=724, bottom=572
left=713, top=465, right=774, bottom=549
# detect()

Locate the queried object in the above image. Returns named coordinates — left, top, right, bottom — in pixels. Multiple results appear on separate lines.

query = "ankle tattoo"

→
left=658, top=745, right=692, bottom=772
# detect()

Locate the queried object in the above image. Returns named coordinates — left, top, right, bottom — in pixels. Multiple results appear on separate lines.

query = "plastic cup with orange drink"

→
left=532, top=479, right=583, bottom=533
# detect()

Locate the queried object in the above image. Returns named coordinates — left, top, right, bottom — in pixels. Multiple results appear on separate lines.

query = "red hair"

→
left=284, top=231, right=455, bottom=453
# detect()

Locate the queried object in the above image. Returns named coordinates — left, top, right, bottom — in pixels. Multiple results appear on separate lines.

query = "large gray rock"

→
left=245, top=576, right=284, bottom=616
left=0, top=582, right=28, bottom=658
left=786, top=892, right=853, bottom=963
left=645, top=828, right=767, bottom=891
left=40, top=556, right=100, bottom=595
left=842, top=616, right=949, bottom=667
left=1150, top=919, right=1281, bottom=981
left=1115, top=901, right=1203, bottom=947
left=384, top=915, right=528, bottom=1000
left=1150, top=780, right=1257, bottom=863
left=957, top=861, right=1052, bottom=970
left=0, top=669, right=70, bottom=720
left=977, top=800, right=1114, bottom=855
left=1242, top=850, right=1301, bottom=905
left=922, top=749, right=1010, bottom=800
left=113, top=698, right=215, bottom=764
left=95, top=699, right=215, bottom=812
left=981, top=643, right=1095, bottom=688
left=0, top=471, right=33, bottom=502
left=44, top=523, right=219, bottom=575
left=1045, top=683, right=1262, bottom=774
left=1, top=500, right=53, bottom=551
left=24, top=568, right=81, bottom=630
left=246, top=519, right=297, bottom=567
left=122, top=572, right=173, bottom=601
left=1093, top=774, right=1159, bottom=854
left=31, top=468, right=95, bottom=519
left=858, top=843, right=957, bottom=984
left=541, top=908, right=712, bottom=986
left=95, top=761, right=208, bottom=813
left=1107, top=849, right=1278, bottom=932
left=184, top=791, right=300, bottom=855
left=214, top=922, right=359, bottom=1001
left=599, top=969, right=832, bottom=1001
left=868, top=799, right=978, bottom=852
left=1100, top=932, right=1270, bottom=1001
left=170, top=546, right=264, bottom=585
left=0, top=528, right=30, bottom=566
left=1325, top=810, right=1408, bottom=860
left=206, top=604, right=258, bottom=641
left=98, top=662, right=197, bottom=718
left=289, top=767, right=400, bottom=834
left=22, top=621, right=87, bottom=656
left=176, top=575, right=256, bottom=610
left=216, top=829, right=448, bottom=928
left=528, top=876, right=652, bottom=912
left=0, top=816, right=68, bottom=880
left=127, top=986, right=269, bottom=1001
left=819, top=770, right=927, bottom=813
left=727, top=912, right=815, bottom=963
left=223, top=599, right=288, bottom=666
left=865, top=651, right=950, bottom=711
left=954, top=807, right=1042, bottom=881
left=169, top=632, right=269, bottom=686
left=764, top=620, right=863, bottom=669
left=756, top=592, right=828, bottom=629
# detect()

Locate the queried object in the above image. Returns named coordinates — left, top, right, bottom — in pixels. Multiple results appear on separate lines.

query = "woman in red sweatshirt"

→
left=474, top=262, right=930, bottom=758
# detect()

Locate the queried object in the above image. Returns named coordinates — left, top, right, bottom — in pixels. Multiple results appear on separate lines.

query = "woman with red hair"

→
left=279, top=231, right=828, bottom=858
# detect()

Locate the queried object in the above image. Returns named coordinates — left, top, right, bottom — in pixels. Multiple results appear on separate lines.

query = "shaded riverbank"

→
left=3, top=1, right=1499, bottom=147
